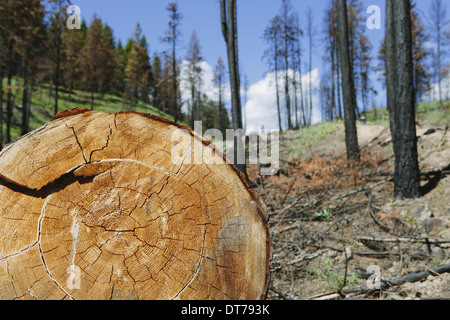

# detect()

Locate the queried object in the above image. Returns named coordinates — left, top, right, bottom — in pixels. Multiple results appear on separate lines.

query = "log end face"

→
left=0, top=109, right=272, bottom=300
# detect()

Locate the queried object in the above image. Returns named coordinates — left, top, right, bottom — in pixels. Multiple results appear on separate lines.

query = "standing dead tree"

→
left=263, top=15, right=283, bottom=132
left=385, top=0, right=420, bottom=199
left=220, top=0, right=247, bottom=178
left=337, top=0, right=360, bottom=162
left=161, top=2, right=183, bottom=123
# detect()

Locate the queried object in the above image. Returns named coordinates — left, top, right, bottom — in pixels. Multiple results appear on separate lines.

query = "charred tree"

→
left=337, top=0, right=360, bottom=162
left=385, top=0, right=420, bottom=199
left=220, top=0, right=247, bottom=179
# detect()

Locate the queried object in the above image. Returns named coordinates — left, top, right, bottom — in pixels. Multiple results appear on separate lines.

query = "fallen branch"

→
left=344, top=263, right=450, bottom=295
left=330, top=179, right=390, bottom=201
left=268, top=287, right=289, bottom=300
left=366, top=169, right=450, bottom=179
left=359, top=236, right=450, bottom=245
left=367, top=203, right=393, bottom=232
left=308, top=292, right=343, bottom=300
left=314, top=243, right=401, bottom=258
left=270, top=249, right=329, bottom=272
left=437, top=125, right=448, bottom=149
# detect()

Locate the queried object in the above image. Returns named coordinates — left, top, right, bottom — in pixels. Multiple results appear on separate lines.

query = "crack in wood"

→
left=0, top=241, right=39, bottom=262
left=0, top=111, right=271, bottom=300
left=64, top=122, right=87, bottom=164
left=0, top=159, right=171, bottom=200
left=37, top=193, right=75, bottom=300
left=89, top=124, right=113, bottom=162
left=171, top=218, right=208, bottom=300
left=6, top=261, right=19, bottom=298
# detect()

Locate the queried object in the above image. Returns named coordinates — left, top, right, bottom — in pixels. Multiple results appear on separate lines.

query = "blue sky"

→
left=70, top=0, right=437, bottom=132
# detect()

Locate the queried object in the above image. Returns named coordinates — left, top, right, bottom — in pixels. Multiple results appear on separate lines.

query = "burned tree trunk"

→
left=385, top=0, right=420, bottom=199
left=0, top=108, right=271, bottom=300
left=220, top=0, right=247, bottom=179
left=337, top=0, right=360, bottom=162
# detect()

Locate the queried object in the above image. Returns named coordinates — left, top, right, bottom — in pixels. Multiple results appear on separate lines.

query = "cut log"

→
left=0, top=108, right=271, bottom=300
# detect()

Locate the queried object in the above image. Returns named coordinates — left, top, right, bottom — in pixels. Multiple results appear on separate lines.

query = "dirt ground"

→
left=248, top=117, right=450, bottom=300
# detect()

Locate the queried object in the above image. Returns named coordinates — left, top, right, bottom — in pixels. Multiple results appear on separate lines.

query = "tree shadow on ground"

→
left=420, top=163, right=450, bottom=196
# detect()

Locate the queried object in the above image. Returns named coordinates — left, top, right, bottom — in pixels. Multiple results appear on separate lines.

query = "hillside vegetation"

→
left=3, top=74, right=450, bottom=299
left=2, top=78, right=173, bottom=143
left=247, top=101, right=450, bottom=300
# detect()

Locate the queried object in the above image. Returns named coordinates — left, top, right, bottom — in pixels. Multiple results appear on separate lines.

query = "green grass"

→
left=365, top=106, right=390, bottom=125
left=279, top=98, right=449, bottom=161
left=2, top=77, right=174, bottom=142
left=365, top=99, right=450, bottom=125
left=283, top=121, right=341, bottom=160
left=312, top=256, right=360, bottom=291
left=417, top=100, right=450, bottom=125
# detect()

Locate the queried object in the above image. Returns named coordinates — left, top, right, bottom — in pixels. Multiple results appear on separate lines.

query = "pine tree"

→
left=324, top=0, right=372, bottom=121
left=290, top=13, right=304, bottom=129
left=0, top=2, right=6, bottom=143
left=213, top=56, right=227, bottom=133
left=378, top=3, right=430, bottom=105
left=358, top=33, right=373, bottom=115
left=280, top=0, right=294, bottom=130
left=137, top=33, right=152, bottom=104
left=123, top=24, right=151, bottom=108
left=160, top=54, right=174, bottom=115
left=62, top=19, right=86, bottom=93
left=112, top=40, right=127, bottom=93
left=429, top=0, right=449, bottom=107
left=19, top=0, right=45, bottom=135
left=79, top=15, right=116, bottom=108
left=323, top=0, right=339, bottom=121
left=161, top=2, right=183, bottom=122
left=305, top=6, right=316, bottom=126
left=263, top=15, right=283, bottom=132
left=411, top=3, right=430, bottom=103
left=151, top=52, right=163, bottom=110
left=185, top=30, right=203, bottom=128
left=337, top=0, right=360, bottom=162
left=48, top=0, right=70, bottom=116
left=1, top=0, right=21, bottom=142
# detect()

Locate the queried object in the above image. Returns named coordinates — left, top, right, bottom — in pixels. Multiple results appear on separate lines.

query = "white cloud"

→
left=179, top=60, right=323, bottom=133
left=301, top=68, right=323, bottom=125
left=424, top=71, right=450, bottom=102
left=244, top=68, right=322, bottom=133
left=244, top=72, right=279, bottom=133
left=180, top=60, right=230, bottom=113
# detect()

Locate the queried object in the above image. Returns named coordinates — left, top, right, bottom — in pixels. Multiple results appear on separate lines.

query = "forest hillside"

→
left=0, top=79, right=174, bottom=142
left=1, top=0, right=450, bottom=302
left=250, top=101, right=450, bottom=299
left=2, top=75, right=449, bottom=299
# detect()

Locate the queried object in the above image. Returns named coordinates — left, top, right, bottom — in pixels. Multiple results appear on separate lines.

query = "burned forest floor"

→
left=247, top=107, right=450, bottom=300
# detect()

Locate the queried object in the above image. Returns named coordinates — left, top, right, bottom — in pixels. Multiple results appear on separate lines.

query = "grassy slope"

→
left=364, top=99, right=450, bottom=125
left=3, top=78, right=174, bottom=142
left=281, top=99, right=450, bottom=161
left=4, top=76, right=449, bottom=146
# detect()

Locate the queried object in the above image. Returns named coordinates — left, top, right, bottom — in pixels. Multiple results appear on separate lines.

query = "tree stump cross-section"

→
left=0, top=108, right=271, bottom=300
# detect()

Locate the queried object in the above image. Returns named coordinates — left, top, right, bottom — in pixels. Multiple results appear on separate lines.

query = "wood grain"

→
left=0, top=108, right=271, bottom=300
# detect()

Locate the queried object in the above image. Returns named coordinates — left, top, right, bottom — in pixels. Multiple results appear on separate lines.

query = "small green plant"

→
left=314, top=205, right=335, bottom=222
left=314, top=256, right=359, bottom=290
left=351, top=240, right=363, bottom=247
left=432, top=256, right=442, bottom=267
left=404, top=215, right=417, bottom=225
